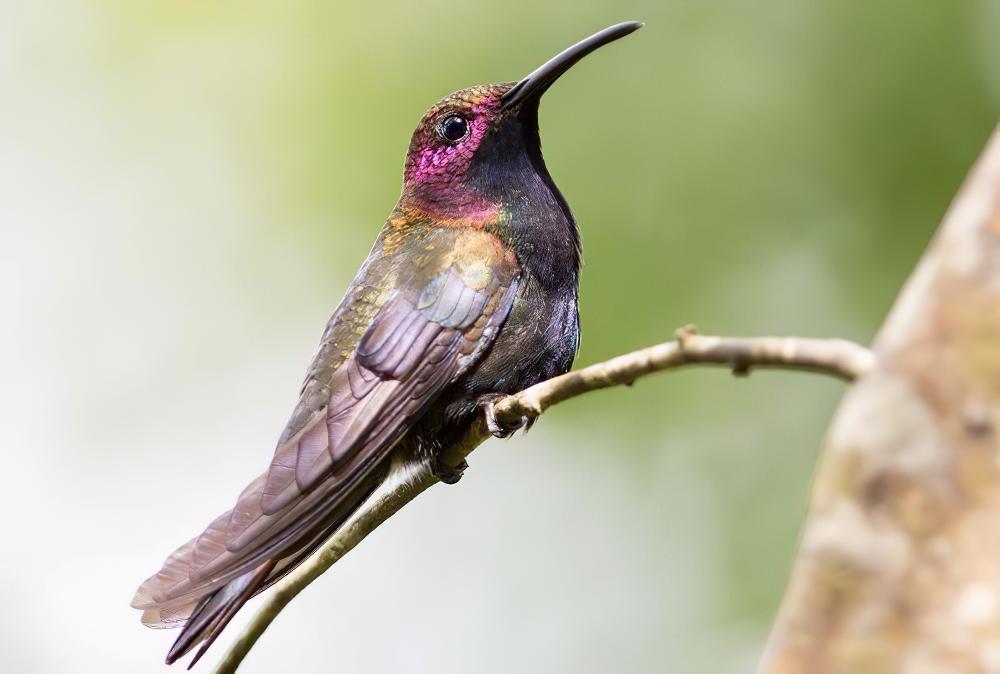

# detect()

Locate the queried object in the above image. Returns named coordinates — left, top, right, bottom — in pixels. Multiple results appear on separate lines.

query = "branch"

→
left=213, top=329, right=874, bottom=673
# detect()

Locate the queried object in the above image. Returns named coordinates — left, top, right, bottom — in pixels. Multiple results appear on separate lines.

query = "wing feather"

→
left=133, top=228, right=520, bottom=622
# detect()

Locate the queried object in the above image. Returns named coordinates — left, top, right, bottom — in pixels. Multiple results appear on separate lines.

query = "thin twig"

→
left=213, top=328, right=874, bottom=673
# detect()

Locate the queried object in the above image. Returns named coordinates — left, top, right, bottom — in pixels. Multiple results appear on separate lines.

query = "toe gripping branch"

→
left=432, top=395, right=532, bottom=485
left=480, top=394, right=533, bottom=439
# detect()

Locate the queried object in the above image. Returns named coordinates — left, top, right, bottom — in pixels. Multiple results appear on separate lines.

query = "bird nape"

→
left=131, top=21, right=642, bottom=668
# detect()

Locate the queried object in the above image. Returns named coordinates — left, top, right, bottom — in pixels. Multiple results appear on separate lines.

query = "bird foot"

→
left=432, top=457, right=468, bottom=485
left=479, top=394, right=532, bottom=439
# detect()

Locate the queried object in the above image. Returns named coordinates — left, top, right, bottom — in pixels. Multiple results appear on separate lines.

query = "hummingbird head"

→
left=400, top=22, right=642, bottom=221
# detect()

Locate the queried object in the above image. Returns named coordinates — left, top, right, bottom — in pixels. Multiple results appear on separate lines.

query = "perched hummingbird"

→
left=133, top=21, right=642, bottom=667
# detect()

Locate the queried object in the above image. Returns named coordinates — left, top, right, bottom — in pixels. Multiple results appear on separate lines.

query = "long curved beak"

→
left=501, top=21, right=643, bottom=111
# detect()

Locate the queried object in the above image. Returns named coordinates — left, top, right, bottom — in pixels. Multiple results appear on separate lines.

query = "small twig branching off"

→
left=213, top=327, right=874, bottom=673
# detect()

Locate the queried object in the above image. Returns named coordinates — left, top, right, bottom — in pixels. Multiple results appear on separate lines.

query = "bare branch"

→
left=493, top=326, right=874, bottom=427
left=213, top=330, right=873, bottom=673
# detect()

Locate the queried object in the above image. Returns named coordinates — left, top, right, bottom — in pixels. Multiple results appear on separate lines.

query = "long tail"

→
left=145, top=463, right=388, bottom=668
left=165, top=559, right=277, bottom=669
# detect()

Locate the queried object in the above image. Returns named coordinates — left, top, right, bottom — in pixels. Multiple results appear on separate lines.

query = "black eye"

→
left=437, top=114, right=468, bottom=143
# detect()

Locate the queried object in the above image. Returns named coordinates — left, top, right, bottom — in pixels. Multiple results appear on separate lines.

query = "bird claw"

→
left=479, top=394, right=531, bottom=439
left=432, top=457, right=468, bottom=485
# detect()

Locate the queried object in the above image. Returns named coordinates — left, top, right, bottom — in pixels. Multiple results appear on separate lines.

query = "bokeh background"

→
left=2, top=1, right=998, bottom=672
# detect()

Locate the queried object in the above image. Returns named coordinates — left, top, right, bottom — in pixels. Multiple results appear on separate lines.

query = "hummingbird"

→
left=132, top=21, right=642, bottom=667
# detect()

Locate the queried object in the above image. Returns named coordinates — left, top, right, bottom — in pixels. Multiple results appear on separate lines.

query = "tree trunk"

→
left=761, top=126, right=1000, bottom=674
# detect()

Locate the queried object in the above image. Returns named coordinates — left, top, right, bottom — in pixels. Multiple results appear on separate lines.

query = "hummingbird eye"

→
left=436, top=114, right=468, bottom=143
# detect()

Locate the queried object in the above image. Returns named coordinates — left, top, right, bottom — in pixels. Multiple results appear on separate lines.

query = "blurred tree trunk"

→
left=761, top=126, right=1000, bottom=674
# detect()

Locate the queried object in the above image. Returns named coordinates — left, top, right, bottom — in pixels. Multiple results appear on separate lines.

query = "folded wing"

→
left=132, top=228, right=520, bottom=626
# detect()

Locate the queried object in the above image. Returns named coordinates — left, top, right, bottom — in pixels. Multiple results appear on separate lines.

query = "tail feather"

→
left=165, top=560, right=277, bottom=668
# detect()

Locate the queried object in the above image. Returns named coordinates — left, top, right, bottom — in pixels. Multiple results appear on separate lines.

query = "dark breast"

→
left=398, top=265, right=580, bottom=463
left=461, top=273, right=579, bottom=395
left=419, top=269, right=578, bottom=438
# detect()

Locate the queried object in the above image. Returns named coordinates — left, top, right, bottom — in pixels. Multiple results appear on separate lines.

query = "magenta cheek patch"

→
left=403, top=93, right=502, bottom=190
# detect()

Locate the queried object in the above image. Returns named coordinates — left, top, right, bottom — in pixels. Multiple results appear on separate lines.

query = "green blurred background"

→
left=1, top=1, right=997, bottom=672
